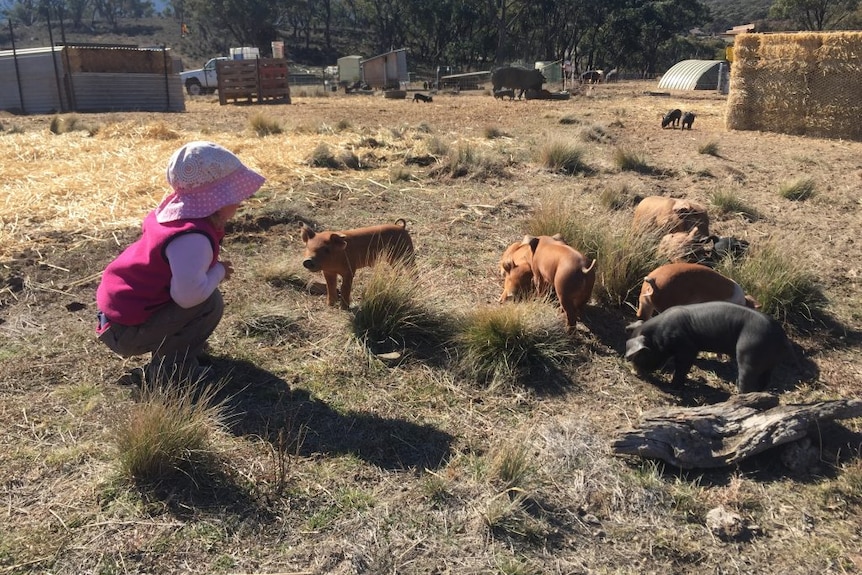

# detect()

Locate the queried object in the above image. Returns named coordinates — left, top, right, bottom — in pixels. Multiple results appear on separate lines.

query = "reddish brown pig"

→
left=656, top=226, right=710, bottom=263
left=499, top=241, right=534, bottom=303
left=498, top=234, right=566, bottom=303
left=520, top=235, right=597, bottom=330
left=635, top=262, right=758, bottom=321
left=301, top=219, right=414, bottom=308
left=632, top=196, right=710, bottom=236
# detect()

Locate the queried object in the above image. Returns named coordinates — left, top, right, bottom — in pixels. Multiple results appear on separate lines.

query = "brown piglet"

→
left=522, top=235, right=597, bottom=330
left=498, top=234, right=567, bottom=304
left=301, top=219, right=415, bottom=308
left=636, top=262, right=758, bottom=321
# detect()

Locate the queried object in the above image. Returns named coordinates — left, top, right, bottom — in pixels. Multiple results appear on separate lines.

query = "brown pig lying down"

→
left=301, top=219, right=414, bottom=308
left=499, top=235, right=596, bottom=330
left=636, top=262, right=758, bottom=321
left=632, top=195, right=710, bottom=236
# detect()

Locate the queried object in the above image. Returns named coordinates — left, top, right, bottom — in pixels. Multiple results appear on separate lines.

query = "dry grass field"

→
left=1, top=82, right=861, bottom=574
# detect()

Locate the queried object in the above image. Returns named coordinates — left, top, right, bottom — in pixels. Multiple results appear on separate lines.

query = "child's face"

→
left=217, top=203, right=240, bottom=221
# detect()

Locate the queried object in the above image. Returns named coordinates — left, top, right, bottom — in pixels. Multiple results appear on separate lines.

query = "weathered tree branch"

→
left=612, top=393, right=862, bottom=469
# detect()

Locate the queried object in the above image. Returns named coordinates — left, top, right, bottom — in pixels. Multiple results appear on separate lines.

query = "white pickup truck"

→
left=180, top=57, right=229, bottom=95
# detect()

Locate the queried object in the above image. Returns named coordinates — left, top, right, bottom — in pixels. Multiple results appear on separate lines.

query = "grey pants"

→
left=99, top=290, right=224, bottom=382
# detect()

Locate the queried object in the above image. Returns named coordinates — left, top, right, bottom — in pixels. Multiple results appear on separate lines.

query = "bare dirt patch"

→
left=1, top=83, right=861, bottom=574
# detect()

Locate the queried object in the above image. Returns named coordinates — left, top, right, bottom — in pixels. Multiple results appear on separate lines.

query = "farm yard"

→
left=1, top=82, right=861, bottom=574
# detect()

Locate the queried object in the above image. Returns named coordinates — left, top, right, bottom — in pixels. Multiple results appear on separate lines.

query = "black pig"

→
left=625, top=301, right=790, bottom=393
left=662, top=109, right=682, bottom=128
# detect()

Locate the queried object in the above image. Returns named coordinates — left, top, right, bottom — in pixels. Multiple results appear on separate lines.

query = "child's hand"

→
left=221, top=260, right=234, bottom=281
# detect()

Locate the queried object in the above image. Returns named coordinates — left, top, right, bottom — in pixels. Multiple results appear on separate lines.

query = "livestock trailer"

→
left=0, top=44, right=184, bottom=114
left=337, top=55, right=362, bottom=86
left=360, top=48, right=408, bottom=90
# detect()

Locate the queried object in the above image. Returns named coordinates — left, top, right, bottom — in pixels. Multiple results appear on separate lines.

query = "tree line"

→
left=2, top=0, right=860, bottom=74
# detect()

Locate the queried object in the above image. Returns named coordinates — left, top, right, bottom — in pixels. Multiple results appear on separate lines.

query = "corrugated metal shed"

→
left=361, top=48, right=408, bottom=89
left=72, top=73, right=184, bottom=112
left=0, top=45, right=184, bottom=114
left=0, top=47, right=67, bottom=113
left=658, top=60, right=723, bottom=91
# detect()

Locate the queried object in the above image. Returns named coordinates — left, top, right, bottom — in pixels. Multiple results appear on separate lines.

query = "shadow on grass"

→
left=791, top=307, right=862, bottom=351
left=133, top=464, right=274, bottom=523
left=625, top=346, right=819, bottom=406
left=213, top=357, right=455, bottom=471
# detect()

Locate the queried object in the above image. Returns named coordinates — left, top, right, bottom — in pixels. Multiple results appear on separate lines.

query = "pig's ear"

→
left=300, top=223, right=315, bottom=242
left=527, top=236, right=540, bottom=253
left=331, top=233, right=348, bottom=250
left=744, top=295, right=761, bottom=309
left=501, top=259, right=515, bottom=274
left=551, top=233, right=565, bottom=243
left=624, top=335, right=649, bottom=360
left=625, top=320, right=644, bottom=334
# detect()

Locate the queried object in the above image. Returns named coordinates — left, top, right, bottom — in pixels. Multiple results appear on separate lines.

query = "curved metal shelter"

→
left=658, top=60, right=723, bottom=90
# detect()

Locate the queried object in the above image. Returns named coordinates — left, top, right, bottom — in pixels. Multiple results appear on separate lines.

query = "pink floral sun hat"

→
left=155, top=141, right=266, bottom=223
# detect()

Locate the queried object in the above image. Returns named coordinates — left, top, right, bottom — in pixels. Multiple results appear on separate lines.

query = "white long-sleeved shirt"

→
left=165, top=232, right=226, bottom=308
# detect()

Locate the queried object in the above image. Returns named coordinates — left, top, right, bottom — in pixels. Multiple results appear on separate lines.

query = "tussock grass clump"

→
left=309, top=143, right=342, bottom=168
left=425, top=135, right=449, bottom=156
left=538, top=141, right=590, bottom=175
left=716, top=242, right=825, bottom=323
left=484, top=125, right=506, bottom=139
left=432, top=143, right=508, bottom=180
left=49, top=114, right=80, bottom=134
left=49, top=114, right=98, bottom=135
left=456, top=302, right=574, bottom=388
left=698, top=140, right=721, bottom=156
left=559, top=115, right=580, bottom=125
left=778, top=177, right=816, bottom=201
left=338, top=150, right=362, bottom=169
left=613, top=147, right=658, bottom=174
left=582, top=227, right=660, bottom=308
left=444, top=143, right=481, bottom=177
left=353, top=261, right=452, bottom=354
left=335, top=119, right=352, bottom=131
left=710, top=190, right=759, bottom=221
left=115, top=383, right=229, bottom=486
left=490, top=439, right=534, bottom=491
left=389, top=166, right=414, bottom=181
left=580, top=124, right=612, bottom=143
left=528, top=200, right=662, bottom=308
left=599, top=184, right=632, bottom=211
left=249, top=112, right=283, bottom=136
left=0, top=122, right=24, bottom=134
left=482, top=491, right=551, bottom=545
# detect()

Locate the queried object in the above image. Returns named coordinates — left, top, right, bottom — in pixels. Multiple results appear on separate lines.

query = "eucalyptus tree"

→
left=183, top=0, right=280, bottom=48
left=769, top=0, right=860, bottom=29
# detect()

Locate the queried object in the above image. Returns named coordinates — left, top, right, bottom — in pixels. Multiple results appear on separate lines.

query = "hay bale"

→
left=726, top=32, right=862, bottom=141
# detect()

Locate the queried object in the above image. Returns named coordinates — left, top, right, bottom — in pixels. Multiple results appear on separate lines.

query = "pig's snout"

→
left=302, top=258, right=319, bottom=271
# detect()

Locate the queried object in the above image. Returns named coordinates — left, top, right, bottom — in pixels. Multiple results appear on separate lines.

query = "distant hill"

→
left=701, top=0, right=774, bottom=33
left=1, top=16, right=211, bottom=68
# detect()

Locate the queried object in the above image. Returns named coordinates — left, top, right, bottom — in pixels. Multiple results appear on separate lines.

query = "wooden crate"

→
left=257, top=59, right=291, bottom=103
left=217, top=58, right=291, bottom=105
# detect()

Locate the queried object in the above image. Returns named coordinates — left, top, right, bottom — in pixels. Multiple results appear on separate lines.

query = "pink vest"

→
left=96, top=210, right=224, bottom=327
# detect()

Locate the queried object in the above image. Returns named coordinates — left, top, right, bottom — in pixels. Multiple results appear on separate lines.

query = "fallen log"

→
left=612, top=392, right=862, bottom=469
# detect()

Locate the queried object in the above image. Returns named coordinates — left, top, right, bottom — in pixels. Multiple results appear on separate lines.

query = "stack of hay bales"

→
left=726, top=32, right=862, bottom=141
